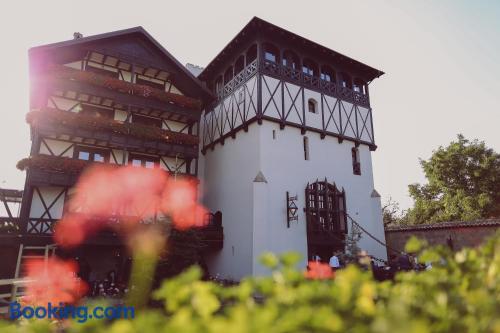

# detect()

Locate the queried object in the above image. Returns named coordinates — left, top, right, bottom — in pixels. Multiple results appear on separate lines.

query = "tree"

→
left=406, top=134, right=500, bottom=224
left=382, top=197, right=405, bottom=226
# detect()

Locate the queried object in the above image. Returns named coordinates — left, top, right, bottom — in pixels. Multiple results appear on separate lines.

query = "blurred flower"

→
left=161, top=179, right=208, bottom=230
left=305, top=262, right=334, bottom=280
left=24, top=258, right=87, bottom=305
left=54, top=164, right=208, bottom=248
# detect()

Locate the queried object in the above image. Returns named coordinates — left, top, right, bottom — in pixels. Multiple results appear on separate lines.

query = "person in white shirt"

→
left=329, top=252, right=340, bottom=269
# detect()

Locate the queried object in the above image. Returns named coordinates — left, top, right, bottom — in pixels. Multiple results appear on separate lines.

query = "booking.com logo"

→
left=10, top=302, right=135, bottom=323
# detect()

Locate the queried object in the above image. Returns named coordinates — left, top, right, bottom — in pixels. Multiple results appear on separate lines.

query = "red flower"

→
left=304, top=261, right=334, bottom=280
left=161, top=178, right=208, bottom=230
left=24, top=258, right=87, bottom=305
left=54, top=164, right=208, bottom=247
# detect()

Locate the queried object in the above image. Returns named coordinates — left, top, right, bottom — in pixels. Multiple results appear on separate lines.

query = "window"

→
left=352, top=147, right=361, bottom=175
left=303, top=136, right=309, bottom=160
left=74, top=146, right=110, bottom=163
left=339, top=72, right=352, bottom=89
left=136, top=76, right=165, bottom=90
left=128, top=153, right=159, bottom=169
left=234, top=56, right=244, bottom=75
left=214, top=76, right=223, bottom=95
left=320, top=66, right=335, bottom=82
left=246, top=44, right=257, bottom=63
left=223, top=66, right=233, bottom=84
left=353, top=78, right=366, bottom=94
left=132, top=114, right=162, bottom=128
left=308, top=99, right=318, bottom=113
left=85, top=64, right=119, bottom=79
left=80, top=104, right=114, bottom=119
left=305, top=180, right=347, bottom=233
left=263, top=43, right=279, bottom=63
left=282, top=50, right=299, bottom=70
left=302, top=59, right=318, bottom=76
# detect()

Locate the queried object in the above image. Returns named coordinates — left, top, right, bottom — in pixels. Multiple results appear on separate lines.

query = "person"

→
left=329, top=252, right=340, bottom=270
left=312, top=254, right=321, bottom=262
left=397, top=253, right=412, bottom=271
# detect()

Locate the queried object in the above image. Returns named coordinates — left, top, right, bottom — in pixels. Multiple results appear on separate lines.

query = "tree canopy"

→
left=403, top=134, right=500, bottom=224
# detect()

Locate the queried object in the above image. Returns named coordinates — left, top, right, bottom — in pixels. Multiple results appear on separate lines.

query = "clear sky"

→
left=0, top=0, right=498, bottom=210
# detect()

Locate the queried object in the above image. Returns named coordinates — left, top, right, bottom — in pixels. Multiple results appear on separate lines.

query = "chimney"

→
left=73, top=32, right=83, bottom=40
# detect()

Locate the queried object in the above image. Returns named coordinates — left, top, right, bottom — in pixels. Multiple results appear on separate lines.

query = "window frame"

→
left=73, top=145, right=110, bottom=163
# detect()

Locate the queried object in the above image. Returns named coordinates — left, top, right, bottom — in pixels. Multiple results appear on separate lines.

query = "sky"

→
left=0, top=0, right=498, bottom=211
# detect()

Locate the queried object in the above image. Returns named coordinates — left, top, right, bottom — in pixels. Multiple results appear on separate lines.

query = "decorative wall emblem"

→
left=286, top=191, right=298, bottom=228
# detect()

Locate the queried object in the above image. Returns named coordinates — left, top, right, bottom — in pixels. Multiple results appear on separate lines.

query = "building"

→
left=0, top=17, right=385, bottom=282
left=198, top=17, right=385, bottom=279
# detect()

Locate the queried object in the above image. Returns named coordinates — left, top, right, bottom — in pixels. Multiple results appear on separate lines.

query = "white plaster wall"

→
left=29, top=187, right=66, bottom=219
left=199, top=122, right=261, bottom=280
left=260, top=75, right=374, bottom=145
left=39, top=139, right=74, bottom=157
left=258, top=121, right=387, bottom=264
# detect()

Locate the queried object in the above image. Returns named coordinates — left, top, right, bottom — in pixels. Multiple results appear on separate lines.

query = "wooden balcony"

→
left=17, top=155, right=197, bottom=187
left=28, top=108, right=199, bottom=158
left=0, top=214, right=223, bottom=250
left=44, top=64, right=202, bottom=110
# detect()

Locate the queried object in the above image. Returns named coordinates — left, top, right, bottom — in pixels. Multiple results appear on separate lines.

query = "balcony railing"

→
left=17, top=155, right=197, bottom=188
left=39, top=64, right=202, bottom=111
left=216, top=58, right=370, bottom=107
left=27, top=108, right=199, bottom=148
left=260, top=59, right=370, bottom=107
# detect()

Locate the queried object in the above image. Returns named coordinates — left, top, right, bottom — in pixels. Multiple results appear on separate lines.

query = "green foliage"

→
left=406, top=134, right=500, bottom=224
left=3, top=233, right=500, bottom=332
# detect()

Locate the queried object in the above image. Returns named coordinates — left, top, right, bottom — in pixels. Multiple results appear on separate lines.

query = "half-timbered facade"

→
left=0, top=27, right=224, bottom=284
left=198, top=17, right=386, bottom=279
left=1, top=17, right=386, bottom=283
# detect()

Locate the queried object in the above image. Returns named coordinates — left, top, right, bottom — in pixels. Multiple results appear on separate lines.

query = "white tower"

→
left=198, top=17, right=386, bottom=279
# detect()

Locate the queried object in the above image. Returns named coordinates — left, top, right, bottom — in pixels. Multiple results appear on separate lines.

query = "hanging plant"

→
left=44, top=65, right=202, bottom=111
left=26, top=109, right=199, bottom=146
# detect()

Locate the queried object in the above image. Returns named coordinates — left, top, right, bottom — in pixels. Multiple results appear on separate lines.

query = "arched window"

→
left=282, top=50, right=299, bottom=70
left=263, top=43, right=279, bottom=63
left=246, top=44, right=257, bottom=63
left=234, top=55, right=244, bottom=75
left=308, top=98, right=318, bottom=113
left=302, top=59, right=318, bottom=76
left=214, top=75, right=223, bottom=94
left=320, top=66, right=335, bottom=82
left=353, top=78, right=366, bottom=94
left=223, top=66, right=233, bottom=84
left=339, top=72, right=352, bottom=89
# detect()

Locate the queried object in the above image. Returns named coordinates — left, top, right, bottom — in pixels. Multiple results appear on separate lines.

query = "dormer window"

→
left=352, top=147, right=361, bottom=175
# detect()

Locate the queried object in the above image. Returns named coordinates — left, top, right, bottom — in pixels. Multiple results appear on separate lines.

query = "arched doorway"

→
left=305, top=180, right=347, bottom=261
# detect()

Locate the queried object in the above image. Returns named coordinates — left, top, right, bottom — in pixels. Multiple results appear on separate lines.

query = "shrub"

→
left=1, top=233, right=499, bottom=332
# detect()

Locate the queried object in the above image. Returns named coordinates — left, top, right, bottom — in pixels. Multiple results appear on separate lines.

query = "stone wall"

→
left=385, top=219, right=500, bottom=255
